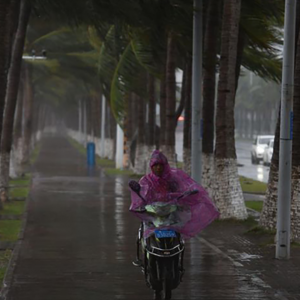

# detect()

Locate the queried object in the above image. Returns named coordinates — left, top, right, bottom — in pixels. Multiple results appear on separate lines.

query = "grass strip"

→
left=239, top=176, right=267, bottom=194
left=10, top=174, right=31, bottom=187
left=9, top=187, right=29, bottom=199
left=0, top=146, right=33, bottom=289
left=0, top=220, right=22, bottom=241
left=215, top=216, right=258, bottom=227
left=68, top=137, right=144, bottom=178
left=96, top=157, right=115, bottom=168
left=245, top=201, right=263, bottom=212
left=30, top=143, right=41, bottom=164
left=68, top=138, right=86, bottom=156
left=246, top=225, right=276, bottom=235
left=105, top=168, right=137, bottom=176
left=0, top=201, right=25, bottom=215
left=0, top=250, right=12, bottom=287
left=68, top=138, right=116, bottom=168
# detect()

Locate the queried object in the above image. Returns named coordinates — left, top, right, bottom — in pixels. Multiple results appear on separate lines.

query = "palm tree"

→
left=259, top=105, right=280, bottom=230
left=213, top=0, right=247, bottom=219
left=27, top=0, right=284, bottom=182
left=147, top=73, right=156, bottom=162
left=0, top=0, right=31, bottom=201
left=134, top=93, right=147, bottom=174
left=0, top=0, right=11, bottom=207
left=259, top=10, right=300, bottom=239
left=159, top=64, right=167, bottom=151
left=202, top=0, right=221, bottom=194
left=291, top=37, right=300, bottom=240
left=21, top=62, right=34, bottom=165
left=164, top=34, right=177, bottom=167
left=12, top=79, right=24, bottom=175
left=183, top=55, right=192, bottom=173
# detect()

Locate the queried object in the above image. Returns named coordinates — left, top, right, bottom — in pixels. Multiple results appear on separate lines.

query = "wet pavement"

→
left=176, top=129, right=270, bottom=183
left=236, top=140, right=270, bottom=183
left=2, top=135, right=300, bottom=300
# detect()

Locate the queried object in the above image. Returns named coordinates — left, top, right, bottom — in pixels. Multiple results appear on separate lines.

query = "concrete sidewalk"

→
left=1, top=135, right=300, bottom=300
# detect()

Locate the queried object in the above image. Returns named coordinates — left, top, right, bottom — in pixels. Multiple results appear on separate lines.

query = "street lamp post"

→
left=276, top=0, right=296, bottom=260
left=100, top=94, right=106, bottom=158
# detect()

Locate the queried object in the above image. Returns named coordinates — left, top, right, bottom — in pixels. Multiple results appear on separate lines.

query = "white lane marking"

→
left=196, top=236, right=244, bottom=267
left=196, top=236, right=276, bottom=291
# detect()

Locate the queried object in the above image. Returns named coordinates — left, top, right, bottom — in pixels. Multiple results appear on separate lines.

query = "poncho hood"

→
left=149, top=150, right=171, bottom=179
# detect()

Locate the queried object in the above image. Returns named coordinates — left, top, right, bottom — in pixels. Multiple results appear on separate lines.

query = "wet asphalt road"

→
left=235, top=140, right=270, bottom=183
left=6, top=135, right=275, bottom=299
left=176, top=126, right=270, bottom=183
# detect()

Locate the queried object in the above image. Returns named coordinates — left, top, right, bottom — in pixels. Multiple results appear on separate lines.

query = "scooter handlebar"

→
left=177, top=189, right=199, bottom=200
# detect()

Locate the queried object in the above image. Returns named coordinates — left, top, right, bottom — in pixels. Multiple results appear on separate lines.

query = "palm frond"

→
left=130, top=34, right=161, bottom=78
left=110, top=42, right=147, bottom=125
left=242, top=47, right=282, bottom=83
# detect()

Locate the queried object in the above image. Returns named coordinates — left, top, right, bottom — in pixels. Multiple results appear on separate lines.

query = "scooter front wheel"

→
left=162, top=261, right=173, bottom=300
left=163, top=280, right=172, bottom=300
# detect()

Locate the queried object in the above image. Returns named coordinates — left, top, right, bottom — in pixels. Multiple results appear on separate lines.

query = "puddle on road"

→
left=228, top=249, right=262, bottom=261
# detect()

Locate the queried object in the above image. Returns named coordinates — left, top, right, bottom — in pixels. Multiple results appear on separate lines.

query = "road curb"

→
left=243, top=192, right=265, bottom=202
left=0, top=192, right=31, bottom=300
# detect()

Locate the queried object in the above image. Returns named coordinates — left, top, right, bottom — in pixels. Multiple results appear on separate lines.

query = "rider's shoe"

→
left=132, top=259, right=142, bottom=267
left=153, top=291, right=162, bottom=300
left=165, top=290, right=172, bottom=300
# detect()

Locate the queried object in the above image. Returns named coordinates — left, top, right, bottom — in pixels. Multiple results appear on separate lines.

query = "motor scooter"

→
left=129, top=180, right=198, bottom=300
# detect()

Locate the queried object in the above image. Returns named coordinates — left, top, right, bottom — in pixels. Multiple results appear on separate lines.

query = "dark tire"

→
left=162, top=261, right=173, bottom=300
left=251, top=154, right=257, bottom=165
left=148, top=256, right=162, bottom=292
left=163, top=277, right=172, bottom=300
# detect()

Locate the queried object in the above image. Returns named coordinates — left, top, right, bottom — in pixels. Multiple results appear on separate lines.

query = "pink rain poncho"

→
left=129, top=150, right=220, bottom=239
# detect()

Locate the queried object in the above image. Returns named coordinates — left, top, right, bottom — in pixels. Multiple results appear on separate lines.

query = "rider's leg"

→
left=132, top=222, right=143, bottom=267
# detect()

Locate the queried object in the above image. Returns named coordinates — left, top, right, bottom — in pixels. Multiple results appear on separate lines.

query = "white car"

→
left=251, top=135, right=274, bottom=164
left=263, top=139, right=274, bottom=166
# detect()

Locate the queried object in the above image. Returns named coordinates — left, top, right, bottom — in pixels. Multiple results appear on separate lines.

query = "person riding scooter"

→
left=129, top=150, right=220, bottom=300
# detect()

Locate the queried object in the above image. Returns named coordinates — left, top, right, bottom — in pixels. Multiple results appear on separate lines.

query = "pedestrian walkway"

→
left=1, top=135, right=300, bottom=299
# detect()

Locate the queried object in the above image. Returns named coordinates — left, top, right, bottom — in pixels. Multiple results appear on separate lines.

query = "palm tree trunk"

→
left=159, top=64, right=167, bottom=150
left=0, top=1, right=10, bottom=208
left=235, top=28, right=246, bottom=91
left=202, top=0, right=221, bottom=194
left=175, top=66, right=186, bottom=127
left=108, top=104, right=116, bottom=160
left=134, top=94, right=147, bottom=174
left=37, top=104, right=46, bottom=137
left=31, top=99, right=40, bottom=144
left=183, top=56, right=192, bottom=174
left=123, top=94, right=130, bottom=169
left=261, top=22, right=300, bottom=240
left=291, top=37, right=300, bottom=240
left=129, top=93, right=138, bottom=169
left=12, top=81, right=24, bottom=175
left=78, top=99, right=84, bottom=143
left=0, top=0, right=31, bottom=201
left=92, top=94, right=100, bottom=139
left=250, top=111, right=255, bottom=138
left=148, top=74, right=156, bottom=147
left=21, top=63, right=34, bottom=166
left=147, top=73, right=156, bottom=167
left=164, top=34, right=176, bottom=166
left=259, top=104, right=280, bottom=230
left=86, top=98, right=92, bottom=138
left=213, top=0, right=247, bottom=220
left=4, top=0, right=20, bottom=70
